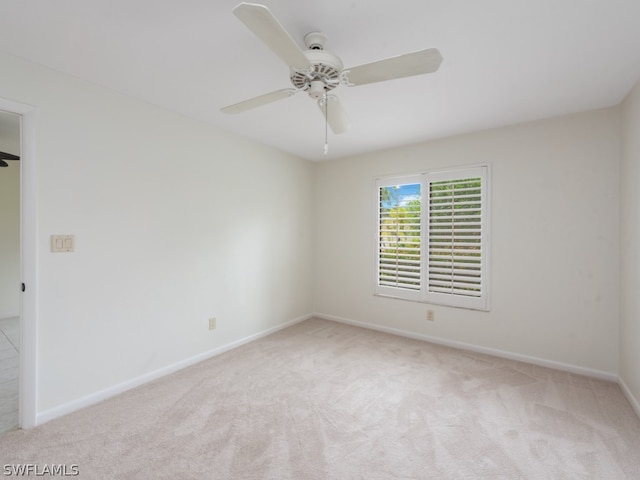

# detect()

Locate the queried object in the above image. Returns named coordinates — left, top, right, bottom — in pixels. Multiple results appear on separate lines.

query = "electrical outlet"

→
left=426, top=310, right=435, bottom=321
left=208, top=317, right=216, bottom=330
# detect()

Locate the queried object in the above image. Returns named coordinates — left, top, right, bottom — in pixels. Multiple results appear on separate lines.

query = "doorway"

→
left=0, top=109, right=20, bottom=433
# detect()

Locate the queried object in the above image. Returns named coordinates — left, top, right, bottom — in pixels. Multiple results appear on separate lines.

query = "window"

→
left=375, top=165, right=489, bottom=310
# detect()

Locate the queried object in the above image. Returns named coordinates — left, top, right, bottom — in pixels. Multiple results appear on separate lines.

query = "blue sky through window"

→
left=381, top=183, right=421, bottom=209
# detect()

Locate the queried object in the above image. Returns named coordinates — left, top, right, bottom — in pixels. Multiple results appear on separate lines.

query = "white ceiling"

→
left=0, top=0, right=639, bottom=161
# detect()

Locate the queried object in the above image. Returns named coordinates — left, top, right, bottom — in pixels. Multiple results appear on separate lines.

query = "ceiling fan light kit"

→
left=221, top=2, right=442, bottom=152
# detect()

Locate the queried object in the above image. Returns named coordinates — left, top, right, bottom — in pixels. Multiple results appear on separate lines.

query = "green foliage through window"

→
left=378, top=184, right=421, bottom=290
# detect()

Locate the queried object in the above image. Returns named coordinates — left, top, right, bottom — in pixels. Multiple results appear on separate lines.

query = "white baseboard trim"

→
left=313, top=312, right=618, bottom=382
left=618, top=377, right=640, bottom=420
left=36, top=314, right=312, bottom=426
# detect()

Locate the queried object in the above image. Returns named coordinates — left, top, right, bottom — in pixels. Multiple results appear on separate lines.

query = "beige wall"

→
left=0, top=159, right=19, bottom=317
left=620, top=77, right=640, bottom=413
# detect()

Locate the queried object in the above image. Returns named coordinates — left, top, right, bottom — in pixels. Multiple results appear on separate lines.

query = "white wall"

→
left=0, top=45, right=631, bottom=422
left=620, top=77, right=640, bottom=411
left=0, top=160, right=19, bottom=317
left=314, top=108, right=620, bottom=376
left=0, top=51, right=314, bottom=415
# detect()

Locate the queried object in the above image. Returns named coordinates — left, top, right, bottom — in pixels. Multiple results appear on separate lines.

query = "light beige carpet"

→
left=1, top=318, right=639, bottom=479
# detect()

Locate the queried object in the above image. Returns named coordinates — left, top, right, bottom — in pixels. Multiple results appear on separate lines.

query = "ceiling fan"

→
left=0, top=151, right=19, bottom=168
left=221, top=2, right=443, bottom=137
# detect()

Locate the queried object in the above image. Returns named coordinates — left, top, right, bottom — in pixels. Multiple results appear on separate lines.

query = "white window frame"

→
left=374, top=165, right=490, bottom=311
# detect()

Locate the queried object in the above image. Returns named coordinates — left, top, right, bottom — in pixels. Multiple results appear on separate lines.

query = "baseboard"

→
left=618, top=377, right=640, bottom=420
left=35, top=312, right=628, bottom=426
left=313, top=312, right=618, bottom=382
left=0, top=312, right=19, bottom=320
left=36, top=313, right=312, bottom=426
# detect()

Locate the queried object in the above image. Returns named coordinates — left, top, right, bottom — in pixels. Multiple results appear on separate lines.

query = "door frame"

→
left=0, top=97, right=37, bottom=428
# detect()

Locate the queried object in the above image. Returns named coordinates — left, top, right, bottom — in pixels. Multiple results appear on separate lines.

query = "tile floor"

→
left=0, top=316, right=19, bottom=434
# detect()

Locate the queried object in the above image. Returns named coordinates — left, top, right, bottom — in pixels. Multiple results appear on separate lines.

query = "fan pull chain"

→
left=324, top=90, right=329, bottom=155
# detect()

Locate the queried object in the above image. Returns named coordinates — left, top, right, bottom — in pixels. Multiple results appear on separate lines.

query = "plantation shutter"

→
left=374, top=166, right=489, bottom=310
left=426, top=166, right=488, bottom=309
left=375, top=178, right=422, bottom=300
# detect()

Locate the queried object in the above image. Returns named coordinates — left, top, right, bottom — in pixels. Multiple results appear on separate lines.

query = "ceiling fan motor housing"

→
left=290, top=33, right=344, bottom=98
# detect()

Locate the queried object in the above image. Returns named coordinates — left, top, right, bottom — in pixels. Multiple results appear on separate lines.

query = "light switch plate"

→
left=51, top=235, right=75, bottom=252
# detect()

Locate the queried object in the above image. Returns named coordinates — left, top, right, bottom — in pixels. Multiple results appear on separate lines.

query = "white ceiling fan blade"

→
left=345, top=48, right=443, bottom=86
left=318, top=95, right=350, bottom=134
left=221, top=88, right=296, bottom=114
left=233, top=3, right=312, bottom=70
